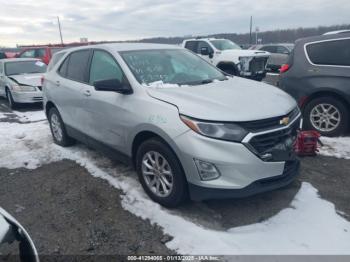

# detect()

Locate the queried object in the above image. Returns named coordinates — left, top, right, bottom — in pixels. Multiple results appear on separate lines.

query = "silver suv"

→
left=43, top=44, right=301, bottom=207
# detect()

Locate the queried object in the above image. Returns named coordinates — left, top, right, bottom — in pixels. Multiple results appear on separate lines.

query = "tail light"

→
left=280, top=64, right=290, bottom=73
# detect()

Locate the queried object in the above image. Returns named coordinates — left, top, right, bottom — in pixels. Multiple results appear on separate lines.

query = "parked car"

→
left=0, top=207, right=39, bottom=262
left=323, top=30, right=350, bottom=35
left=0, top=58, right=47, bottom=109
left=279, top=33, right=350, bottom=136
left=43, top=43, right=300, bottom=207
left=250, top=44, right=294, bottom=72
left=17, top=46, right=66, bottom=65
left=182, top=38, right=270, bottom=81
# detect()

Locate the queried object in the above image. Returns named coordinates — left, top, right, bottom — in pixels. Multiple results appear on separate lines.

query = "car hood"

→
left=220, top=49, right=270, bottom=58
left=7, top=73, right=43, bottom=87
left=146, top=77, right=296, bottom=122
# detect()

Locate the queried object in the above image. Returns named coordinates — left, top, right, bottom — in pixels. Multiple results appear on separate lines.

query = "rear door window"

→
left=184, top=41, right=198, bottom=53
left=260, top=46, right=277, bottom=53
left=306, top=38, right=350, bottom=66
left=66, top=50, right=91, bottom=82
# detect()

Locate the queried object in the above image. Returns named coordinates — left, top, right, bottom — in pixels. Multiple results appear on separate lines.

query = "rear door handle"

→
left=55, top=81, right=60, bottom=87
left=83, top=90, right=91, bottom=97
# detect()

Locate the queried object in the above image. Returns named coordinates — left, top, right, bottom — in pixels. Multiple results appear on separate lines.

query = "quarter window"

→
left=66, top=50, right=91, bottom=82
left=89, top=50, right=124, bottom=85
left=306, top=39, right=350, bottom=66
left=58, top=56, right=69, bottom=77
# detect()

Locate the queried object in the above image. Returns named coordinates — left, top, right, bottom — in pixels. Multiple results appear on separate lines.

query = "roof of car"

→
left=296, top=32, right=350, bottom=45
left=0, top=58, right=41, bottom=63
left=63, top=43, right=182, bottom=53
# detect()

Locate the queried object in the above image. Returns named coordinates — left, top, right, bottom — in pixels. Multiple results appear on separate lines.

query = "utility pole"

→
left=57, top=16, right=64, bottom=45
left=249, top=16, right=253, bottom=45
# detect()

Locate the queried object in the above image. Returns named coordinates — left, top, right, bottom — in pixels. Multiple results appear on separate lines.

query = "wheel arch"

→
left=45, top=101, right=57, bottom=118
left=303, top=90, right=350, bottom=112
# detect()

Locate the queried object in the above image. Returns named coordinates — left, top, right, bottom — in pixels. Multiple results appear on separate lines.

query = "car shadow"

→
left=175, top=179, right=301, bottom=231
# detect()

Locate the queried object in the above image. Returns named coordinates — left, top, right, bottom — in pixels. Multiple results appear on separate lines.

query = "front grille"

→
left=249, top=57, right=267, bottom=73
left=248, top=118, right=300, bottom=155
left=240, top=107, right=300, bottom=132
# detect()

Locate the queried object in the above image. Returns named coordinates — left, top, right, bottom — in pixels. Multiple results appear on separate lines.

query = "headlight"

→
left=180, top=115, right=248, bottom=142
left=11, top=84, right=36, bottom=92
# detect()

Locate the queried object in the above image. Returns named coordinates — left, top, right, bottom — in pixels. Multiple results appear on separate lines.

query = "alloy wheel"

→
left=50, top=113, right=63, bottom=142
left=310, top=103, right=341, bottom=132
left=141, top=151, right=174, bottom=198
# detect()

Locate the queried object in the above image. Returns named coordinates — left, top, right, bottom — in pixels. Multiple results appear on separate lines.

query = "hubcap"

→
left=141, top=151, right=173, bottom=198
left=310, top=103, right=341, bottom=132
left=51, top=113, right=63, bottom=142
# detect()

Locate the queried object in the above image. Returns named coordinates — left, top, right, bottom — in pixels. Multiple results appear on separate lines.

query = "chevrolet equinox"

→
left=43, top=44, right=301, bottom=207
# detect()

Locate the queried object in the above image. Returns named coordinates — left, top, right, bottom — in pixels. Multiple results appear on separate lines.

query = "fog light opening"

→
left=194, top=159, right=221, bottom=181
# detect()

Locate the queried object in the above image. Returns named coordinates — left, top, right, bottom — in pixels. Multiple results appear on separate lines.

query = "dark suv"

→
left=279, top=33, right=350, bottom=136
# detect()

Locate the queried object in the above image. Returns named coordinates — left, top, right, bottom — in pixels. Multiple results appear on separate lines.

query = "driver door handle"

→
left=83, top=90, right=91, bottom=97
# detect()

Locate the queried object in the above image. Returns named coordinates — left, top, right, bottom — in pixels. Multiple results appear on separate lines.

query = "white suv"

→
left=182, top=38, right=270, bottom=81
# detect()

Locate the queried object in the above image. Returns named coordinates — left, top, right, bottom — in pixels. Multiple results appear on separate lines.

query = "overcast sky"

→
left=1, top=0, right=349, bottom=47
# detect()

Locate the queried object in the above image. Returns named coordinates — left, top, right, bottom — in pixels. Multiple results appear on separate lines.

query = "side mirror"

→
left=94, top=79, right=133, bottom=94
left=200, top=47, right=209, bottom=56
left=0, top=208, right=39, bottom=262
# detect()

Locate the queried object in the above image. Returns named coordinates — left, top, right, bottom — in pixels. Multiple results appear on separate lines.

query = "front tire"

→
left=136, top=138, right=188, bottom=208
left=6, top=89, right=17, bottom=110
left=48, top=107, right=75, bottom=147
left=303, top=96, right=349, bottom=136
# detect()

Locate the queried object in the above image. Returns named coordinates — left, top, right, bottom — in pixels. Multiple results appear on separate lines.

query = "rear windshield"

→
left=5, top=60, right=47, bottom=76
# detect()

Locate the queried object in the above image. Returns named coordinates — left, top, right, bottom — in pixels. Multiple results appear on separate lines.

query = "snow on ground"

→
left=1, top=117, right=350, bottom=255
left=13, top=110, right=46, bottom=123
left=319, top=136, right=350, bottom=160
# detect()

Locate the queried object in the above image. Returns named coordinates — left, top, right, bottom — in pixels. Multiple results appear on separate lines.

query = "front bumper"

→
left=174, top=113, right=300, bottom=201
left=12, top=91, right=43, bottom=103
left=189, top=160, right=299, bottom=201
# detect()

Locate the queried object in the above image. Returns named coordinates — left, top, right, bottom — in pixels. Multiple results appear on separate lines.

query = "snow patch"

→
left=13, top=110, right=46, bottom=123
left=319, top=136, right=350, bottom=159
left=1, top=120, right=350, bottom=254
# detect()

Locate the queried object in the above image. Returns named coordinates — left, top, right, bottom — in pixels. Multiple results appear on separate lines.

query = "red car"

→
left=17, top=46, right=66, bottom=64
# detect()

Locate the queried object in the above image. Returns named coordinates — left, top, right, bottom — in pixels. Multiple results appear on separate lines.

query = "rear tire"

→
left=48, top=107, right=75, bottom=147
left=136, top=138, right=188, bottom=208
left=6, top=89, right=17, bottom=110
left=303, top=96, right=349, bottom=137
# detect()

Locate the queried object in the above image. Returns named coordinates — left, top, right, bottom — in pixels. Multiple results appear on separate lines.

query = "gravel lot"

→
left=0, top=73, right=349, bottom=257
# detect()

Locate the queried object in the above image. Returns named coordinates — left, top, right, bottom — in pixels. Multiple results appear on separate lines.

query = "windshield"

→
left=5, top=60, right=47, bottom=76
left=121, top=49, right=226, bottom=86
left=210, top=40, right=241, bottom=51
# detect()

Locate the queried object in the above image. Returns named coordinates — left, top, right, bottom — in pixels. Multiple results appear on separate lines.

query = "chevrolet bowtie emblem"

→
left=280, top=117, right=290, bottom=126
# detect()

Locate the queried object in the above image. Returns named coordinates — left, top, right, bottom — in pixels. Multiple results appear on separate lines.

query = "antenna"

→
left=57, top=16, right=64, bottom=45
